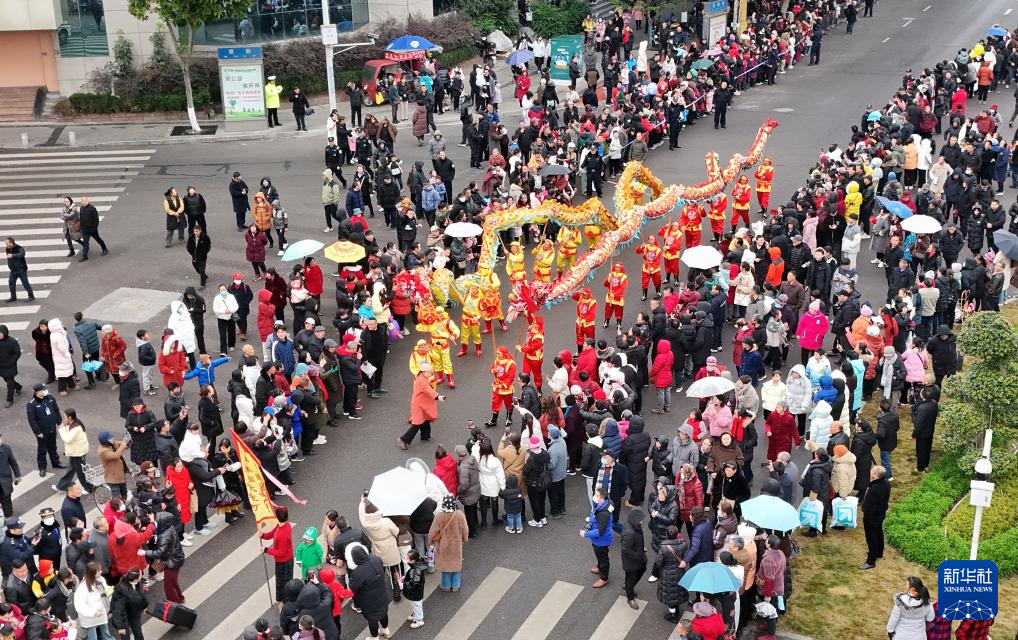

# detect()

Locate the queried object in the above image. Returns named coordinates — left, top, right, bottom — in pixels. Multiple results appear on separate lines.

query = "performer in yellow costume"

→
left=583, top=223, right=602, bottom=250
left=556, top=225, right=582, bottom=274
left=478, top=266, right=508, bottom=334
left=409, top=339, right=432, bottom=379
left=457, top=284, right=483, bottom=358
left=505, top=241, right=526, bottom=284
left=430, top=255, right=458, bottom=307
left=531, top=238, right=555, bottom=282
left=417, top=306, right=460, bottom=388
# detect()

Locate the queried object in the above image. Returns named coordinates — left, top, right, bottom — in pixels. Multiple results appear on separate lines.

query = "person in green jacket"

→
left=265, top=76, right=282, bottom=128
left=295, top=526, right=323, bottom=578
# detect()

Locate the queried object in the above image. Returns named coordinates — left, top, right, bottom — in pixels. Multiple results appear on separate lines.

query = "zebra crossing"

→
left=0, top=147, right=155, bottom=332
left=10, top=457, right=655, bottom=640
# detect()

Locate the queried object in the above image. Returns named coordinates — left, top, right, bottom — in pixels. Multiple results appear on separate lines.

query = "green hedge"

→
left=531, top=0, right=589, bottom=38
left=886, top=457, right=1018, bottom=575
left=67, top=88, right=211, bottom=114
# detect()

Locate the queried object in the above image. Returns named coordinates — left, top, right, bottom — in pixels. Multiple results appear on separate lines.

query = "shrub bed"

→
left=531, top=0, right=589, bottom=38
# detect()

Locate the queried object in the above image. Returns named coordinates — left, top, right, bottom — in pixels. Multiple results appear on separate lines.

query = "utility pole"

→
left=321, top=4, right=339, bottom=115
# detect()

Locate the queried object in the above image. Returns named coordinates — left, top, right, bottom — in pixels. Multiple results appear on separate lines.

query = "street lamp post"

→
left=320, top=2, right=377, bottom=115
left=969, top=429, right=996, bottom=561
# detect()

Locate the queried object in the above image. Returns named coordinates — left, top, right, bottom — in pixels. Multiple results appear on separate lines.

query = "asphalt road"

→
left=0, top=0, right=1012, bottom=637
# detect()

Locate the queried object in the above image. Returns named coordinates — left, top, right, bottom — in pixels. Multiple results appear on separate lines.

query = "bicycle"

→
left=83, top=460, right=140, bottom=510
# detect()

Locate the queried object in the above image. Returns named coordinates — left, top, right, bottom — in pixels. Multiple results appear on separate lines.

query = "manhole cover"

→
left=170, top=125, right=217, bottom=136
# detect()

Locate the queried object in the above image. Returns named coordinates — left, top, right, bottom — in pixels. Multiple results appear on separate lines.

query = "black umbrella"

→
left=993, top=230, right=1018, bottom=260
left=539, top=163, right=571, bottom=176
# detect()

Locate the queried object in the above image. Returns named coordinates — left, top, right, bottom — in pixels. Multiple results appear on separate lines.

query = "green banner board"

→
left=549, top=34, right=584, bottom=83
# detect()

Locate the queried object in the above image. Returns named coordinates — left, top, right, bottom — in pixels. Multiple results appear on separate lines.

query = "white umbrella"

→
left=444, top=222, right=484, bottom=238
left=680, top=245, right=724, bottom=269
left=368, top=467, right=428, bottom=516
left=685, top=375, right=736, bottom=398
left=900, top=214, right=942, bottom=235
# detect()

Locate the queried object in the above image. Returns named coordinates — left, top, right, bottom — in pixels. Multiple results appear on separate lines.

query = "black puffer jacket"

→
left=144, top=512, right=185, bottom=569
left=654, top=536, right=689, bottom=607
left=346, top=543, right=390, bottom=620
left=620, top=509, right=647, bottom=572
left=620, top=416, right=652, bottom=501
left=646, top=482, right=678, bottom=551
left=851, top=419, right=878, bottom=494
left=801, top=458, right=833, bottom=503
left=297, top=581, right=338, bottom=640
left=925, top=327, right=959, bottom=376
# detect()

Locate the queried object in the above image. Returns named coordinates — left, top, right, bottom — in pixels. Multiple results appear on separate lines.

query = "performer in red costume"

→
left=635, top=236, right=663, bottom=300
left=708, top=192, right=728, bottom=242
left=754, top=156, right=774, bottom=213
left=731, top=175, right=752, bottom=230
left=658, top=221, right=682, bottom=284
left=572, top=287, right=597, bottom=348
left=517, top=315, right=545, bottom=388
left=602, top=263, right=628, bottom=329
left=485, top=345, right=517, bottom=428
left=680, top=204, right=703, bottom=249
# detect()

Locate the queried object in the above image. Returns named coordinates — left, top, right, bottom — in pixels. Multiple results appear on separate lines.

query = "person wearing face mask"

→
left=212, top=284, right=240, bottom=356
left=227, top=273, right=254, bottom=342
left=25, top=383, right=65, bottom=478
left=33, top=508, right=63, bottom=571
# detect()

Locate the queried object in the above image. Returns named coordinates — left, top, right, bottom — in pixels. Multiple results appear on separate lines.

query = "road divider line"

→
left=432, top=567, right=521, bottom=640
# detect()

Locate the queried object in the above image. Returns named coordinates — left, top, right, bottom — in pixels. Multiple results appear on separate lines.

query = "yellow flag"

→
left=230, top=431, right=279, bottom=533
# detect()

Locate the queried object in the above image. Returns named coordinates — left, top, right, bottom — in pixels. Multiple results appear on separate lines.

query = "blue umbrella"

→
left=987, top=26, right=1009, bottom=37
left=866, top=111, right=882, bottom=122
left=740, top=495, right=801, bottom=531
left=875, top=195, right=913, bottom=218
left=281, top=239, right=325, bottom=262
left=507, top=49, right=535, bottom=66
left=384, top=35, right=438, bottom=54
left=678, top=561, right=742, bottom=594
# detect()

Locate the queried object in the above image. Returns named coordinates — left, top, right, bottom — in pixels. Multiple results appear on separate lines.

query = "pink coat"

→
left=795, top=311, right=829, bottom=351
left=901, top=349, right=928, bottom=383
left=704, top=403, right=733, bottom=438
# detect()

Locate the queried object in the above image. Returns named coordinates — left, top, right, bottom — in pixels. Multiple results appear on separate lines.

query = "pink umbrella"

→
left=701, top=48, right=722, bottom=58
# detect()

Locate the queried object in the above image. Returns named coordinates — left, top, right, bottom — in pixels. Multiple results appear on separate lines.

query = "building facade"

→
left=0, top=0, right=434, bottom=99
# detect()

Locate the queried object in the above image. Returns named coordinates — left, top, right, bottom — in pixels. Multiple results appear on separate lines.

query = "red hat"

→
left=991, top=104, right=999, bottom=110
left=593, top=389, right=607, bottom=401
left=232, top=272, right=243, bottom=280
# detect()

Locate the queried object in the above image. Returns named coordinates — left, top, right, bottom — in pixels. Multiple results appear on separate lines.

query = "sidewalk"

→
left=0, top=54, right=516, bottom=149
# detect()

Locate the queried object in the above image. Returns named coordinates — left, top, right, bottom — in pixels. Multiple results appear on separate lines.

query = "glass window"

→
left=191, top=0, right=364, bottom=46
left=57, top=0, right=110, bottom=57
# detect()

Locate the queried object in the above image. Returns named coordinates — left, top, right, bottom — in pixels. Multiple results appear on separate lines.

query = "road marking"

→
left=1007, top=8, right=1013, bottom=15
left=15, top=275, right=61, bottom=284
left=1, top=187, right=126, bottom=197
left=589, top=596, right=647, bottom=639
left=203, top=572, right=279, bottom=640
left=0, top=157, right=151, bottom=167
left=0, top=216, right=105, bottom=227
left=0, top=206, right=110, bottom=216
left=432, top=567, right=521, bottom=640
left=0, top=321, right=28, bottom=330
left=902, top=18, right=914, bottom=27
left=16, top=238, right=68, bottom=246
left=0, top=262, right=70, bottom=273
left=923, top=5, right=931, bottom=11
left=882, top=37, right=891, bottom=43
left=11, top=469, right=52, bottom=498
left=511, top=580, right=584, bottom=640
left=139, top=516, right=243, bottom=639
left=0, top=305, right=41, bottom=316
left=353, top=577, right=442, bottom=639
left=0, top=171, right=139, bottom=181
left=0, top=149, right=156, bottom=158
left=0, top=195, right=118, bottom=206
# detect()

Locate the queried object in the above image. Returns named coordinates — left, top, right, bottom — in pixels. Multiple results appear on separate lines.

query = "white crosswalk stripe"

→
left=0, top=148, right=153, bottom=333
